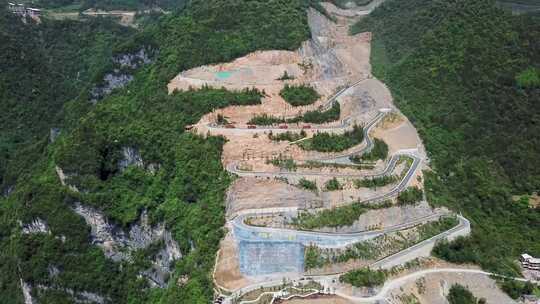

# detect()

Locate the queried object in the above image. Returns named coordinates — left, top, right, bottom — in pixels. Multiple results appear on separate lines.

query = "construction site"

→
left=167, top=2, right=526, bottom=304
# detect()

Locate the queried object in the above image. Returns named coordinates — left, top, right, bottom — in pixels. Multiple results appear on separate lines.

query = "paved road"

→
left=233, top=211, right=447, bottom=247
left=227, top=153, right=401, bottom=178
left=224, top=108, right=394, bottom=176
left=230, top=266, right=532, bottom=304
left=222, top=216, right=473, bottom=304
left=335, top=267, right=531, bottom=303
left=229, top=150, right=423, bottom=249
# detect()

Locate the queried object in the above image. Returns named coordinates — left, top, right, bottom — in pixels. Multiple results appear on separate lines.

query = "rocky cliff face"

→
left=299, top=9, right=345, bottom=80
left=141, top=231, right=182, bottom=288
left=20, top=218, right=51, bottom=235
left=20, top=278, right=108, bottom=304
left=118, top=146, right=144, bottom=172
left=20, top=279, right=34, bottom=304
left=90, top=48, right=154, bottom=103
left=114, top=48, right=152, bottom=69
left=73, top=203, right=181, bottom=287
left=118, top=146, right=160, bottom=174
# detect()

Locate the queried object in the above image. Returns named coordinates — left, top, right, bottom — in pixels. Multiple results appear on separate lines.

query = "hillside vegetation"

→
left=354, top=0, right=540, bottom=275
left=0, top=0, right=317, bottom=303
left=0, top=8, right=135, bottom=191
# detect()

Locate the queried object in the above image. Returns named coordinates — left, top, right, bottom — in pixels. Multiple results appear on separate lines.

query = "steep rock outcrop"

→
left=90, top=48, right=154, bottom=103
left=72, top=203, right=181, bottom=287
left=114, top=48, right=152, bottom=69
left=20, top=218, right=51, bottom=235
left=299, top=9, right=345, bottom=80
left=118, top=146, right=144, bottom=172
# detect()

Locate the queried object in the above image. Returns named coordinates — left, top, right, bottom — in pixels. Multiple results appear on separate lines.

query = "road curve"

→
left=223, top=215, right=475, bottom=304
left=229, top=152, right=420, bottom=203
left=233, top=211, right=448, bottom=248
left=335, top=267, right=519, bottom=303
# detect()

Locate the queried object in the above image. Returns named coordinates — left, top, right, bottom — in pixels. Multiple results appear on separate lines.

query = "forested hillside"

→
left=0, top=5, right=134, bottom=191
left=0, top=0, right=317, bottom=303
left=353, top=0, right=540, bottom=275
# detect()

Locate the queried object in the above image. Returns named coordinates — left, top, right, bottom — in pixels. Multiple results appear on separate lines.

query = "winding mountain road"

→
left=210, top=4, right=479, bottom=303
left=223, top=215, right=472, bottom=304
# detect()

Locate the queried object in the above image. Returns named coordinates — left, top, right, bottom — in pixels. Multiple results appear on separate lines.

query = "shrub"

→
left=304, top=246, right=326, bottom=269
left=248, top=114, right=286, bottom=125
left=340, top=268, right=387, bottom=287
left=298, top=102, right=341, bottom=124
left=268, top=157, right=297, bottom=171
left=250, top=102, right=341, bottom=125
left=351, top=138, right=388, bottom=163
left=354, top=175, right=397, bottom=188
left=432, top=236, right=479, bottom=264
left=297, top=178, right=317, bottom=191
left=269, top=131, right=306, bottom=142
left=276, top=70, right=295, bottom=80
left=397, top=187, right=423, bottom=205
left=324, top=177, right=343, bottom=191
left=293, top=200, right=392, bottom=229
left=500, top=279, right=537, bottom=299
left=447, top=284, right=478, bottom=304
left=516, top=67, right=540, bottom=88
left=331, top=0, right=373, bottom=9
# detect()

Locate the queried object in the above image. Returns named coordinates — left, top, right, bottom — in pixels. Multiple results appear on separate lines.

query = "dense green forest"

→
left=0, top=6, right=135, bottom=192
left=27, top=0, right=187, bottom=11
left=0, top=0, right=319, bottom=303
left=354, top=0, right=540, bottom=275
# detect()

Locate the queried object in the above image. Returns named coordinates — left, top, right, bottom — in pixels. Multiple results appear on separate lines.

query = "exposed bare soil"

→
left=225, top=178, right=322, bottom=218
left=214, top=232, right=252, bottom=290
